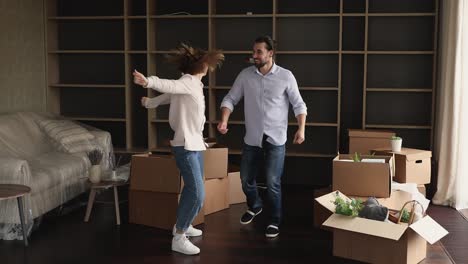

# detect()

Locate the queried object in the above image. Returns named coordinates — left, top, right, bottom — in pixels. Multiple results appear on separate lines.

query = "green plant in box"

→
left=333, top=192, right=364, bottom=217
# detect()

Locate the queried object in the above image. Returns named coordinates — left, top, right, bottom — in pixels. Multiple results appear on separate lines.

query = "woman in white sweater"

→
left=133, top=44, right=223, bottom=255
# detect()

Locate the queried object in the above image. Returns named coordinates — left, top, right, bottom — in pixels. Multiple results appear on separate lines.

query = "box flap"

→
left=409, top=215, right=449, bottom=244
left=348, top=129, right=395, bottom=139
left=315, top=191, right=350, bottom=213
left=323, top=214, right=408, bottom=241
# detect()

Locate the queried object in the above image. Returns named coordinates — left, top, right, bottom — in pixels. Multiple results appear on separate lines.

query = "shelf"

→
left=49, top=84, right=125, bottom=88
left=65, top=117, right=126, bottom=122
left=151, top=15, right=209, bottom=19
left=127, top=16, right=146, bottom=19
left=365, top=125, right=432, bottom=130
left=114, top=147, right=148, bottom=154
left=49, top=50, right=125, bottom=54
left=276, top=51, right=339, bottom=54
left=366, top=88, right=432, bottom=93
left=212, top=14, right=272, bottom=18
left=276, top=14, right=340, bottom=17
left=48, top=16, right=124, bottom=20
left=367, top=13, right=436, bottom=17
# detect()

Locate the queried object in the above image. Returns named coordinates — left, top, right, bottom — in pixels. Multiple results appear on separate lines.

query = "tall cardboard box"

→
left=372, top=148, right=432, bottom=184
left=349, top=129, right=395, bottom=154
left=315, top=191, right=448, bottom=264
left=130, top=154, right=182, bottom=193
left=228, top=165, right=246, bottom=205
left=333, top=154, right=393, bottom=198
left=204, top=141, right=228, bottom=179
left=129, top=190, right=204, bottom=230
left=204, top=177, right=229, bottom=215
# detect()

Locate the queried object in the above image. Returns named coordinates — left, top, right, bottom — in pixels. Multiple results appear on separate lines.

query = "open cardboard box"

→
left=315, top=190, right=448, bottom=264
left=333, top=154, right=394, bottom=198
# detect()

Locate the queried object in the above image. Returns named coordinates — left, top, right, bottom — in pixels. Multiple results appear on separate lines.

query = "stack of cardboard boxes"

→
left=314, top=129, right=447, bottom=264
left=129, top=144, right=246, bottom=230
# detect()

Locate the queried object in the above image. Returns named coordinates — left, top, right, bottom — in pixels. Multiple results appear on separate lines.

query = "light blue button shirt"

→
left=221, top=63, right=307, bottom=147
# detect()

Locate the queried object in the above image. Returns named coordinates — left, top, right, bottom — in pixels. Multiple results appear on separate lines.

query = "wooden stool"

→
left=0, top=184, right=31, bottom=246
left=84, top=180, right=127, bottom=225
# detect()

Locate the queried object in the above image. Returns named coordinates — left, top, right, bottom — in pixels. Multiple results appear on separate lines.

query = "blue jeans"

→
left=172, top=146, right=205, bottom=232
left=240, top=138, right=286, bottom=226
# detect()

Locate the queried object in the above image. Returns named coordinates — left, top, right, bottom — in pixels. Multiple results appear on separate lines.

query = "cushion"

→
left=37, top=119, right=96, bottom=154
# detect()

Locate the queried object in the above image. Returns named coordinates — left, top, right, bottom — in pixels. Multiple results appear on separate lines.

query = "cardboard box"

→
left=417, top=184, right=426, bottom=197
left=316, top=191, right=448, bottom=264
left=372, top=148, right=432, bottom=184
left=130, top=154, right=182, bottom=193
left=228, top=165, right=246, bottom=205
left=349, top=129, right=395, bottom=154
left=129, top=190, right=204, bottom=230
left=204, top=177, right=229, bottom=215
left=204, top=140, right=228, bottom=179
left=333, top=154, right=394, bottom=198
left=313, top=186, right=333, bottom=229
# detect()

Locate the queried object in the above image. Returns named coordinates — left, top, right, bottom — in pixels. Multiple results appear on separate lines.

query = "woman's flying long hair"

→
left=167, top=43, right=224, bottom=75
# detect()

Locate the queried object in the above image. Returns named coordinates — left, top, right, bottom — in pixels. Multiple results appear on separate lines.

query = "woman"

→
left=133, top=44, right=224, bottom=255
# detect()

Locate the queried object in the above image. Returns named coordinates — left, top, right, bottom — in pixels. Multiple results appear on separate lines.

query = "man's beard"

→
left=254, top=60, right=266, bottom=68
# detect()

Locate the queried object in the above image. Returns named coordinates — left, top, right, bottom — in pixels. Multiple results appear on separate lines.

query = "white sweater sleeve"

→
left=145, top=76, right=192, bottom=94
left=144, top=94, right=171, bottom=108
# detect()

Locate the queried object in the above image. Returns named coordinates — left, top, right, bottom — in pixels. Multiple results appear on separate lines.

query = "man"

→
left=217, top=36, right=307, bottom=238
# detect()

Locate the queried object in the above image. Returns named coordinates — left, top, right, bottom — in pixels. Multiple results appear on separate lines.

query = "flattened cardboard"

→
left=333, top=154, right=393, bottom=197
left=130, top=154, right=182, bottom=193
left=372, top=148, right=432, bottom=184
left=129, top=190, right=204, bottom=230
left=204, top=177, right=229, bottom=215
left=228, top=165, right=245, bottom=205
left=349, top=129, right=395, bottom=154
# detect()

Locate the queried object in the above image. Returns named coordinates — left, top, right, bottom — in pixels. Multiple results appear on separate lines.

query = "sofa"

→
left=0, top=112, right=113, bottom=240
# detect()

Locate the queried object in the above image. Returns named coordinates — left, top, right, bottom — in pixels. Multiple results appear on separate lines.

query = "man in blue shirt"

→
left=218, top=36, right=307, bottom=238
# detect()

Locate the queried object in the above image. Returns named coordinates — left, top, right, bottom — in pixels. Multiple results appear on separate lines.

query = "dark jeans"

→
left=240, top=137, right=286, bottom=226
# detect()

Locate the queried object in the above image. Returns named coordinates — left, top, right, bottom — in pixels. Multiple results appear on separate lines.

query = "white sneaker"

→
left=172, top=225, right=203, bottom=237
left=171, top=235, right=200, bottom=255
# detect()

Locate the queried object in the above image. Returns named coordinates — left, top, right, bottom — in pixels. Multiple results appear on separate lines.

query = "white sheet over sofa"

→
left=0, top=112, right=113, bottom=240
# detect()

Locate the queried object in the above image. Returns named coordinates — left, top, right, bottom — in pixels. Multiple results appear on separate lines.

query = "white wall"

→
left=0, top=0, right=46, bottom=113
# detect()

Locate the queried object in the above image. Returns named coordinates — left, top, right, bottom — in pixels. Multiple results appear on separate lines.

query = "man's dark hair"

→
left=254, top=35, right=276, bottom=51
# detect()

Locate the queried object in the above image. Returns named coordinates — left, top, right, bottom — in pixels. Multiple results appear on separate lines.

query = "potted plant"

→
left=391, top=136, right=403, bottom=152
left=87, top=149, right=103, bottom=183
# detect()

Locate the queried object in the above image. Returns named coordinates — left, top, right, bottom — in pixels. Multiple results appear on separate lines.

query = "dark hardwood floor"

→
left=0, top=186, right=464, bottom=264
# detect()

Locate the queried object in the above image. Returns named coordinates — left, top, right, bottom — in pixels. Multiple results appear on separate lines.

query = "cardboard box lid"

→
left=372, top=148, right=432, bottom=161
left=348, top=129, right=395, bottom=139
left=316, top=190, right=449, bottom=243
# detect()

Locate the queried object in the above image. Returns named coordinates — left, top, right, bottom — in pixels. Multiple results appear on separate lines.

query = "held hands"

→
left=217, top=122, right=229, bottom=134
left=133, top=69, right=149, bottom=87
left=293, top=128, right=305, bottom=144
